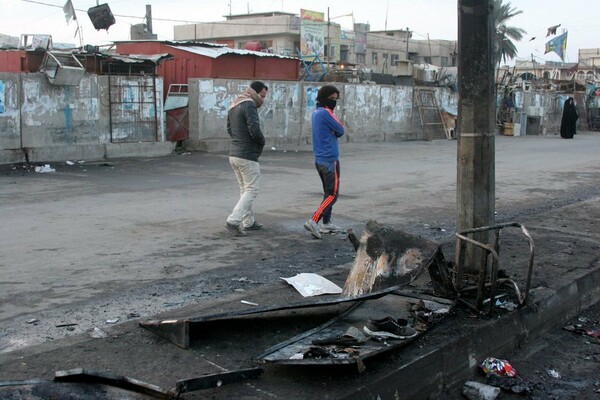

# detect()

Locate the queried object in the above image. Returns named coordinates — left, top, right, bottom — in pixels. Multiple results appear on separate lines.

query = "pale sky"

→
left=0, top=0, right=598, bottom=64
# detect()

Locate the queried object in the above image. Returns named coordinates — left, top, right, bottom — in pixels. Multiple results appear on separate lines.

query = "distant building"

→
left=0, top=33, right=19, bottom=49
left=173, top=12, right=300, bottom=57
left=172, top=11, right=455, bottom=79
left=579, top=48, right=600, bottom=67
left=500, top=58, right=598, bottom=85
left=409, top=39, right=457, bottom=68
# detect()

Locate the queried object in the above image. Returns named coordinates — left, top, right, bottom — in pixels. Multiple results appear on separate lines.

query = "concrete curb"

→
left=345, top=266, right=600, bottom=400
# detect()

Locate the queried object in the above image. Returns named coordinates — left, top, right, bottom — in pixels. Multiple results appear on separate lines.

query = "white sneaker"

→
left=320, top=222, right=342, bottom=234
left=304, top=219, right=322, bottom=239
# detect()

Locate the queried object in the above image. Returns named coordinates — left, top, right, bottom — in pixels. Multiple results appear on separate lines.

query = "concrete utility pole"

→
left=456, top=0, right=496, bottom=274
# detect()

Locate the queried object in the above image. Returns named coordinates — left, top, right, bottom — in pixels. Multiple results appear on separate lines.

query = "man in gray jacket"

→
left=225, top=81, right=268, bottom=236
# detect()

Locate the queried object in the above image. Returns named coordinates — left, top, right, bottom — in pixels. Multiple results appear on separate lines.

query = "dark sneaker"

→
left=363, top=317, right=417, bottom=339
left=225, top=221, right=246, bottom=236
left=243, top=222, right=263, bottom=231
left=304, top=219, right=322, bottom=239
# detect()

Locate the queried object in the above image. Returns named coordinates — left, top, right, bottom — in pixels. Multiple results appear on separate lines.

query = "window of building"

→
left=452, top=57, right=457, bottom=66
left=390, top=54, right=399, bottom=65
left=356, top=53, right=366, bottom=64
left=372, top=52, right=378, bottom=65
left=340, top=45, right=349, bottom=62
left=424, top=56, right=432, bottom=64
left=441, top=56, right=448, bottom=67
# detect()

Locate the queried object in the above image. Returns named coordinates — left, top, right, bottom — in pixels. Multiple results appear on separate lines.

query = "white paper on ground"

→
left=280, top=273, right=343, bottom=297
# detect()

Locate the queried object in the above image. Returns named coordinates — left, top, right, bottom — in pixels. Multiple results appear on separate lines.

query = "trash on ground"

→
left=26, top=319, right=39, bottom=324
left=563, top=323, right=600, bottom=339
left=495, top=298, right=518, bottom=311
left=35, top=164, right=55, bottom=173
left=480, top=357, right=517, bottom=377
left=55, top=323, right=78, bottom=328
left=281, top=273, right=343, bottom=297
left=65, top=161, right=75, bottom=165
left=106, top=318, right=119, bottom=324
left=89, top=327, right=108, bottom=338
left=547, top=369, right=561, bottom=379
left=486, top=373, right=532, bottom=394
left=240, top=300, right=258, bottom=306
left=463, top=381, right=501, bottom=400
left=311, top=326, right=368, bottom=346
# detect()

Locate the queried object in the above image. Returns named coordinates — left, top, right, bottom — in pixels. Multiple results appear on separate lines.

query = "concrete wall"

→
left=0, top=72, right=173, bottom=164
left=187, top=79, right=434, bottom=152
left=512, top=89, right=581, bottom=135
left=0, top=73, right=21, bottom=163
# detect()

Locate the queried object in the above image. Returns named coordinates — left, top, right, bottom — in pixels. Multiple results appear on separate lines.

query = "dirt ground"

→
left=1, top=135, right=599, bottom=399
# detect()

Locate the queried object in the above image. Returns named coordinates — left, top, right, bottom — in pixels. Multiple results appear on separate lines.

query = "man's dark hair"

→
left=250, top=81, right=268, bottom=93
left=317, top=85, right=340, bottom=102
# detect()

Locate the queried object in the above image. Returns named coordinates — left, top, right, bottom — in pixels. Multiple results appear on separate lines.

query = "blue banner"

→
left=545, top=32, right=568, bottom=61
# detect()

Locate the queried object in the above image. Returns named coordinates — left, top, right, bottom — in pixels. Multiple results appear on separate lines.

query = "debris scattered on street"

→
left=563, top=323, right=600, bottom=339
left=89, top=327, right=108, bottom=338
left=26, top=319, right=39, bottom=324
left=55, top=323, right=78, bottom=328
left=547, top=369, right=561, bottom=379
left=106, top=318, right=119, bottom=324
left=480, top=357, right=517, bottom=377
left=281, top=273, right=343, bottom=297
left=463, top=381, right=501, bottom=400
left=34, top=164, right=55, bottom=173
left=486, top=373, right=532, bottom=394
left=240, top=300, right=258, bottom=306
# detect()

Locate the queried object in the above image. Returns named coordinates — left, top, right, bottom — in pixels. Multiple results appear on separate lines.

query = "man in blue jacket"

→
left=225, top=81, right=268, bottom=236
left=304, top=85, right=345, bottom=239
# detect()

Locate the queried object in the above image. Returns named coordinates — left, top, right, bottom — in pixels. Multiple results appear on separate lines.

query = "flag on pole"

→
left=63, top=0, right=77, bottom=24
left=544, top=31, right=568, bottom=61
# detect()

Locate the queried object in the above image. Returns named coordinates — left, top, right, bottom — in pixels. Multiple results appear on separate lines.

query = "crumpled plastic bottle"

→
left=480, top=357, right=517, bottom=377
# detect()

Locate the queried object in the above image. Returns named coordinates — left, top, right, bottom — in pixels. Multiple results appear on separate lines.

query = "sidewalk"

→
left=1, top=135, right=599, bottom=399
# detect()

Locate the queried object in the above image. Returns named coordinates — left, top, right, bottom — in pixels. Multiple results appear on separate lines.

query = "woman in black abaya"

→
left=560, top=97, right=578, bottom=139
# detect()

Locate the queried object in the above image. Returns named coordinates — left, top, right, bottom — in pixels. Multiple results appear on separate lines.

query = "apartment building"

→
left=173, top=12, right=428, bottom=77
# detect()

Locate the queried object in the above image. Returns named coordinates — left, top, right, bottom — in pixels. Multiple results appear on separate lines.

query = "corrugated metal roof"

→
left=166, top=45, right=297, bottom=60
left=110, top=53, right=173, bottom=64
left=112, top=40, right=226, bottom=48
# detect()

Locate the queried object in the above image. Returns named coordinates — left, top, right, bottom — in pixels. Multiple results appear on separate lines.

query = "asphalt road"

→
left=1, top=133, right=600, bottom=355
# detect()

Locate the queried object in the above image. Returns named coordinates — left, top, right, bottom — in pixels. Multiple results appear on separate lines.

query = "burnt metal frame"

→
left=454, top=222, right=535, bottom=315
